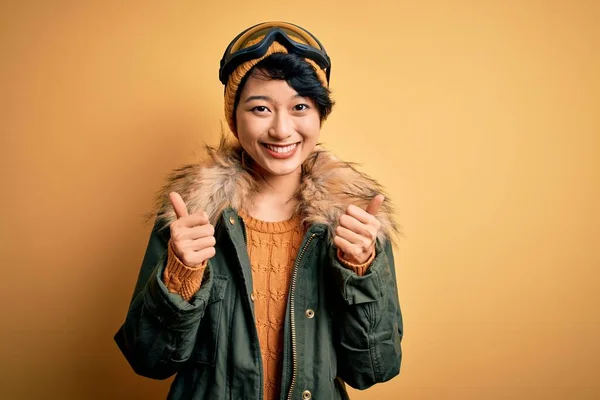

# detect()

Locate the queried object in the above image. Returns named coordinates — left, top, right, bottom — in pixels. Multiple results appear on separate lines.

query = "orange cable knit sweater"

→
left=163, top=211, right=374, bottom=400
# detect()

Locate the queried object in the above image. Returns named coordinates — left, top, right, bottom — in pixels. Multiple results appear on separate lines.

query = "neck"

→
left=246, top=166, right=302, bottom=221
left=260, top=166, right=300, bottom=194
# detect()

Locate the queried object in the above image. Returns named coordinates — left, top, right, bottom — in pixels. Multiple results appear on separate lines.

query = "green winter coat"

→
left=115, top=140, right=403, bottom=399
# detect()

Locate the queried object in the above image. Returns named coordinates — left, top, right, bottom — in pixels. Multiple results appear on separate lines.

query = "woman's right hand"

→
left=168, top=192, right=216, bottom=267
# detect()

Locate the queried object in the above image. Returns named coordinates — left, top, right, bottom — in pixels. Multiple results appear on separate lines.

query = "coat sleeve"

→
left=114, top=221, right=213, bottom=379
left=329, top=239, right=403, bottom=389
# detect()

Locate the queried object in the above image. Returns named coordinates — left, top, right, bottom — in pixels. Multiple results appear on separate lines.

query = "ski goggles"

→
left=219, top=21, right=331, bottom=85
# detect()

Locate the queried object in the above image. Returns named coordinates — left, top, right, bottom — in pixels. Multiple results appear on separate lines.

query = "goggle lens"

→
left=228, top=22, right=322, bottom=55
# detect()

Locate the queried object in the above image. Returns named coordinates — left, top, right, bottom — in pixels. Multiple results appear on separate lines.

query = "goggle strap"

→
left=220, top=26, right=330, bottom=85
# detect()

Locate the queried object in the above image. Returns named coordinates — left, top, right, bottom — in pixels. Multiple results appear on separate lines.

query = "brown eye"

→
left=294, top=104, right=309, bottom=111
left=252, top=106, right=269, bottom=113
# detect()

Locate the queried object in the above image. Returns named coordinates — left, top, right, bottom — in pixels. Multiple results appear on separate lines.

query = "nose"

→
left=268, top=111, right=293, bottom=140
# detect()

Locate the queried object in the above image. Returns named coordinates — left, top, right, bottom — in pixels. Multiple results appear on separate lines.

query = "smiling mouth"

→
left=261, top=142, right=299, bottom=154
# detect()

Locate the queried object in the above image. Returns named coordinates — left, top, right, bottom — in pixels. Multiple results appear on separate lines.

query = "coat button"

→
left=305, top=309, right=315, bottom=319
left=250, top=292, right=255, bottom=302
left=302, top=390, right=312, bottom=400
left=229, top=216, right=236, bottom=225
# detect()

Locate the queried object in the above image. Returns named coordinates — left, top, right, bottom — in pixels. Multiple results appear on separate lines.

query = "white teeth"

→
left=265, top=143, right=298, bottom=154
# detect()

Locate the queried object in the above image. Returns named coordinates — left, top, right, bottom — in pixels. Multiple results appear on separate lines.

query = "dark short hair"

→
left=233, top=53, right=335, bottom=124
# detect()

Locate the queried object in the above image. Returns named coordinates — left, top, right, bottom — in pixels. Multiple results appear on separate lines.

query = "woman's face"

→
left=235, top=75, right=321, bottom=179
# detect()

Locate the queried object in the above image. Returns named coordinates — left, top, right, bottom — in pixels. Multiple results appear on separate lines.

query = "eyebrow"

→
left=244, top=95, right=270, bottom=103
left=243, top=94, right=304, bottom=104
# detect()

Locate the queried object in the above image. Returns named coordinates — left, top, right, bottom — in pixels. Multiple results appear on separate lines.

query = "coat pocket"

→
left=193, top=274, right=229, bottom=366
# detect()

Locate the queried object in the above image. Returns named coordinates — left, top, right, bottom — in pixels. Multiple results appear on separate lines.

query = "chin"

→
left=264, top=163, right=301, bottom=177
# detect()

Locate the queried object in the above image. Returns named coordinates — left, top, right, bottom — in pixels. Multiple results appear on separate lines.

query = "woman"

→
left=115, top=21, right=403, bottom=400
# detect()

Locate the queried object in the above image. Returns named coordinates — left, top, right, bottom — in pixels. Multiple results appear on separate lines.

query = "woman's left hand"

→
left=334, top=194, right=385, bottom=265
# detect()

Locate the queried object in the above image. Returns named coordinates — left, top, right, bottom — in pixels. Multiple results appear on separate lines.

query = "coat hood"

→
left=150, top=136, right=399, bottom=245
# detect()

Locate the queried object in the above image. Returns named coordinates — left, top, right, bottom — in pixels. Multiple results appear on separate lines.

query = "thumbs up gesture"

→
left=333, top=194, right=384, bottom=265
left=168, top=192, right=216, bottom=267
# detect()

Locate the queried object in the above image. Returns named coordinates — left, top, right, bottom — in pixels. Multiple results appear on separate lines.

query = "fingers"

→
left=366, top=194, right=385, bottom=216
left=168, top=192, right=209, bottom=228
left=344, top=195, right=383, bottom=240
left=339, top=213, right=377, bottom=241
left=190, top=223, right=214, bottom=239
left=195, top=247, right=216, bottom=263
left=345, top=205, right=377, bottom=227
left=170, top=192, right=209, bottom=225
left=178, top=246, right=216, bottom=267
left=335, top=225, right=372, bottom=249
left=333, top=235, right=371, bottom=263
left=187, top=235, right=217, bottom=252
left=169, top=192, right=189, bottom=219
left=333, top=235, right=354, bottom=257
left=171, top=214, right=212, bottom=233
left=168, top=192, right=216, bottom=267
left=171, top=223, right=214, bottom=242
left=171, top=228, right=216, bottom=267
left=345, top=199, right=383, bottom=227
left=346, top=200, right=381, bottom=225
left=335, top=195, right=382, bottom=265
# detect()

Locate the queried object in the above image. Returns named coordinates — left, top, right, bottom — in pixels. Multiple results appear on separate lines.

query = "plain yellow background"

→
left=1, top=1, right=598, bottom=399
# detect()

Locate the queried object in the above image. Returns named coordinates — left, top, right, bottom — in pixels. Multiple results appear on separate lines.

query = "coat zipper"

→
left=287, top=233, right=316, bottom=400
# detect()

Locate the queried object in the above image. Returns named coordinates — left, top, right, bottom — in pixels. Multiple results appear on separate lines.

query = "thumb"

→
left=365, top=194, right=385, bottom=216
left=169, top=192, right=189, bottom=219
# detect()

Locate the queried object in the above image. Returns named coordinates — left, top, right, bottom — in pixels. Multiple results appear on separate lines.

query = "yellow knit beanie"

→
left=223, top=35, right=329, bottom=135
